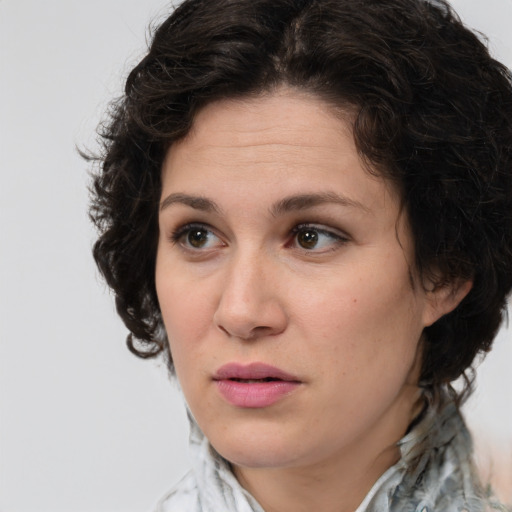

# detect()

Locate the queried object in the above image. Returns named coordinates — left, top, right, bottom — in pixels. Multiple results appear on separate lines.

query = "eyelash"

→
left=170, top=223, right=221, bottom=247
left=289, top=223, right=349, bottom=252
left=169, top=222, right=349, bottom=253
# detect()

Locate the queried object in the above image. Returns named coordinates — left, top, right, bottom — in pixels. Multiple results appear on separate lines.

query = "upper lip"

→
left=213, top=363, right=301, bottom=382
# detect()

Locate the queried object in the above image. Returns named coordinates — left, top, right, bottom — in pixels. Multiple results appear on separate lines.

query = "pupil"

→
left=188, top=229, right=208, bottom=248
left=298, top=230, right=318, bottom=249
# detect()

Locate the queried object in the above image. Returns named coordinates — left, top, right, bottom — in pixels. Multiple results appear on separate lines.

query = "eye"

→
left=291, top=224, right=347, bottom=252
left=171, top=224, right=223, bottom=250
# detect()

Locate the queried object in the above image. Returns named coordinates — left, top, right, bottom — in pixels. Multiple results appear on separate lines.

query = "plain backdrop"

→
left=1, top=1, right=511, bottom=511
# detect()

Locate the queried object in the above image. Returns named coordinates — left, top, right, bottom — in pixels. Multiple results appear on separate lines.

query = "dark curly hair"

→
left=89, top=0, right=512, bottom=401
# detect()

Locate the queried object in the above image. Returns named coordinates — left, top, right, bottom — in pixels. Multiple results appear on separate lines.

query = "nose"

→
left=213, top=252, right=288, bottom=340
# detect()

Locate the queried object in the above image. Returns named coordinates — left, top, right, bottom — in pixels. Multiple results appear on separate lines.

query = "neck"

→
left=235, top=448, right=400, bottom=512
left=233, top=388, right=424, bottom=512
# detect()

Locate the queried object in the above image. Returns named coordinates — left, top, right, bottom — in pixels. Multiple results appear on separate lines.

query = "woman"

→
left=89, top=0, right=512, bottom=510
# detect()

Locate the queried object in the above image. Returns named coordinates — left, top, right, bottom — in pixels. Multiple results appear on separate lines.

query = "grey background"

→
left=1, top=1, right=511, bottom=511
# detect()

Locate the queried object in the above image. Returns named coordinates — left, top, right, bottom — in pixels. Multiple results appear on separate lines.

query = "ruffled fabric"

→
left=156, top=410, right=264, bottom=512
left=156, top=399, right=507, bottom=512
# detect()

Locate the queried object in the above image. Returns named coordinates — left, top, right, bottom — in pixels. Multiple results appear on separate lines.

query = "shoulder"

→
left=155, top=471, right=201, bottom=512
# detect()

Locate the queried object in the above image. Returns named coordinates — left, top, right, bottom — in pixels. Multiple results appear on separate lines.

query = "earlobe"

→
left=423, top=278, right=473, bottom=327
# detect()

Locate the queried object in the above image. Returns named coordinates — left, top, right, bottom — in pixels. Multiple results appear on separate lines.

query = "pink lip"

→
left=213, top=363, right=302, bottom=408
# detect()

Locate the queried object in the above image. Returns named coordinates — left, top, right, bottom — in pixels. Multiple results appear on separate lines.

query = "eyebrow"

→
left=270, top=192, right=370, bottom=216
left=159, top=191, right=369, bottom=215
left=160, top=193, right=222, bottom=213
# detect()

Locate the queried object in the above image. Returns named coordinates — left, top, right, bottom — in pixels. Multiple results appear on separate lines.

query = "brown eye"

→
left=187, top=228, right=210, bottom=248
left=171, top=223, right=223, bottom=251
left=291, top=224, right=348, bottom=252
left=297, top=229, right=319, bottom=249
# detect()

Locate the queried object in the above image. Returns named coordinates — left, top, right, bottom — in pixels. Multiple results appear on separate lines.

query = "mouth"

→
left=213, top=362, right=301, bottom=383
left=213, top=363, right=302, bottom=408
left=227, top=377, right=284, bottom=383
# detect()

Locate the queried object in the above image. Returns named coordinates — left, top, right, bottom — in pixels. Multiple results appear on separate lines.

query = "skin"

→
left=155, top=89, right=470, bottom=512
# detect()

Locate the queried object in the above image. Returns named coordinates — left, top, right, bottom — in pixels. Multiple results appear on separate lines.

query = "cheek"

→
left=157, top=280, right=219, bottom=400
left=155, top=262, right=214, bottom=360
left=295, top=260, right=423, bottom=371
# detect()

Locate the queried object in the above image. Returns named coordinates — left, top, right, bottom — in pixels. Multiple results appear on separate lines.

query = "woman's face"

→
left=155, top=90, right=450, bottom=472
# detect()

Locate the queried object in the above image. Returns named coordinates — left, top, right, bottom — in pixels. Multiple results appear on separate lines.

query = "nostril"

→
left=218, top=325, right=230, bottom=336
left=216, top=323, right=278, bottom=340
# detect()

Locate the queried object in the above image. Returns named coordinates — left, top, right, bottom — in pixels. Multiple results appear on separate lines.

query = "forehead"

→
left=162, top=89, right=398, bottom=205
left=182, top=89, right=353, bottom=153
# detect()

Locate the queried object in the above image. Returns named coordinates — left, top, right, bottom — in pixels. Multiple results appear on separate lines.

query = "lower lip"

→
left=215, top=379, right=300, bottom=408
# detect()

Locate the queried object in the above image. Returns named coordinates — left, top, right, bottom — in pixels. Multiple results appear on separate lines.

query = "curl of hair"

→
left=89, top=0, right=512, bottom=401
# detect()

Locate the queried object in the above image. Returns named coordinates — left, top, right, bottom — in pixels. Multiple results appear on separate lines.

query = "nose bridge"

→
left=214, top=244, right=286, bottom=339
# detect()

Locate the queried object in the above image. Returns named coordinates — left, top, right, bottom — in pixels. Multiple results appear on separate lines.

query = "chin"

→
left=218, top=445, right=300, bottom=470
left=208, top=425, right=305, bottom=469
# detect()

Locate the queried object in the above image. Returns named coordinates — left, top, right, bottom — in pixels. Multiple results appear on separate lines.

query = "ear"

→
left=422, top=278, right=473, bottom=327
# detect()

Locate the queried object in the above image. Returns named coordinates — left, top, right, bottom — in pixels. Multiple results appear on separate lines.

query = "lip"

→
left=213, top=363, right=302, bottom=408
